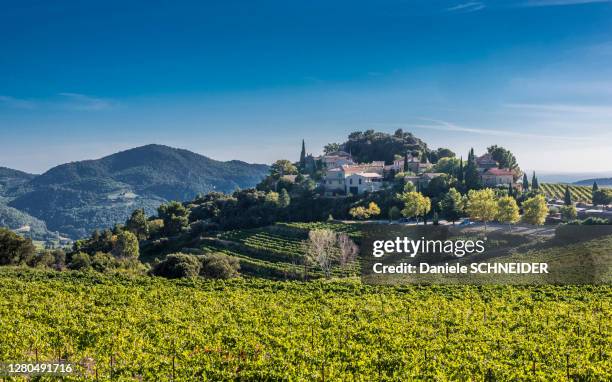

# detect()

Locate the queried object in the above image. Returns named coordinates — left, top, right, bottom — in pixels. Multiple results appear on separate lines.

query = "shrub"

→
left=91, top=252, right=116, bottom=273
left=153, top=253, right=202, bottom=279
left=69, top=252, right=91, bottom=270
left=0, top=228, right=36, bottom=266
left=388, top=206, right=401, bottom=221
left=32, top=251, right=56, bottom=268
left=559, top=205, right=577, bottom=222
left=112, top=230, right=139, bottom=259
left=200, top=253, right=240, bottom=279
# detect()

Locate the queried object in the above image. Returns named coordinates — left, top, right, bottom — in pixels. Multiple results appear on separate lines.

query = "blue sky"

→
left=1, top=0, right=611, bottom=175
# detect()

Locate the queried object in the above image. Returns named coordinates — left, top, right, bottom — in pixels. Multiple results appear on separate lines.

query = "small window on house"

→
left=350, top=179, right=353, bottom=184
left=359, top=179, right=362, bottom=185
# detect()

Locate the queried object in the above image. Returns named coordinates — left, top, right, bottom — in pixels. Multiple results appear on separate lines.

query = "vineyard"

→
left=540, top=183, right=593, bottom=203
left=200, top=222, right=361, bottom=280
left=0, top=268, right=610, bottom=381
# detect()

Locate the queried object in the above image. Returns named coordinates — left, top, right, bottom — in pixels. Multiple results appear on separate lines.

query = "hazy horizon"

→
left=1, top=0, right=611, bottom=174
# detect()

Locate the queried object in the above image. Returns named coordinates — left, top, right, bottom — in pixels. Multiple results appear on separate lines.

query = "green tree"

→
left=112, top=230, right=139, bottom=259
left=522, top=173, right=529, bottom=192
left=466, top=188, right=498, bottom=232
left=398, top=191, right=431, bottom=224
left=69, top=252, right=91, bottom=270
left=487, top=145, right=519, bottom=170
left=323, top=143, right=341, bottom=155
left=440, top=188, right=463, bottom=225
left=559, top=205, right=577, bottom=222
left=299, top=139, right=306, bottom=170
left=153, top=253, right=202, bottom=278
left=464, top=148, right=481, bottom=190
left=563, top=186, right=573, bottom=206
left=158, top=201, right=190, bottom=236
left=388, top=206, right=402, bottom=220
left=264, top=191, right=280, bottom=206
left=531, top=171, right=539, bottom=190
left=91, top=252, right=116, bottom=273
left=432, top=157, right=461, bottom=175
left=279, top=189, right=291, bottom=208
left=0, top=228, right=36, bottom=266
left=270, top=160, right=298, bottom=178
left=126, top=208, right=149, bottom=240
left=368, top=202, right=381, bottom=217
left=348, top=202, right=380, bottom=220
left=200, top=253, right=240, bottom=279
left=420, top=151, right=428, bottom=163
left=522, top=195, right=549, bottom=225
left=496, top=196, right=520, bottom=230
left=592, top=189, right=611, bottom=209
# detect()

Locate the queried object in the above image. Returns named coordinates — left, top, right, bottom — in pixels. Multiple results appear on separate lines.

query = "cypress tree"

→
left=522, top=173, right=529, bottom=192
left=457, top=156, right=464, bottom=183
left=564, top=185, right=572, bottom=206
left=299, top=139, right=306, bottom=170
left=508, top=182, right=514, bottom=197
left=420, top=151, right=428, bottom=164
left=592, top=181, right=599, bottom=204
left=464, top=149, right=481, bottom=190
left=532, top=171, right=539, bottom=190
left=404, top=152, right=409, bottom=172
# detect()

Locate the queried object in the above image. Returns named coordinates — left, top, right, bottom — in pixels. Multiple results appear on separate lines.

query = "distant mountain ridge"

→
left=2, top=145, right=269, bottom=238
left=573, top=178, right=612, bottom=187
left=0, top=166, right=36, bottom=196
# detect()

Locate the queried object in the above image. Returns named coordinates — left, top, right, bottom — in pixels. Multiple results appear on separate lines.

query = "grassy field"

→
left=0, top=268, right=610, bottom=381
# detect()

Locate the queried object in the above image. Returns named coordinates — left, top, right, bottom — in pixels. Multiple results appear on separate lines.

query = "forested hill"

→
left=0, top=167, right=36, bottom=196
left=5, top=145, right=269, bottom=238
left=573, top=178, right=612, bottom=187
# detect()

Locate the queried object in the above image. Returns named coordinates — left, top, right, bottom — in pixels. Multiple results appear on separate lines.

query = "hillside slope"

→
left=0, top=166, right=36, bottom=197
left=574, top=178, right=612, bottom=187
left=7, top=145, right=269, bottom=238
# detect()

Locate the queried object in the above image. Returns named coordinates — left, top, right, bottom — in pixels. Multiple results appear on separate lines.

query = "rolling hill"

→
left=2, top=145, right=269, bottom=239
left=0, top=166, right=36, bottom=197
left=573, top=178, right=612, bottom=187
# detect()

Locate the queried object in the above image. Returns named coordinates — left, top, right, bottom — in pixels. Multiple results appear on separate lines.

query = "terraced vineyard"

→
left=0, top=268, right=610, bottom=381
left=201, top=221, right=361, bottom=279
left=540, top=183, right=592, bottom=202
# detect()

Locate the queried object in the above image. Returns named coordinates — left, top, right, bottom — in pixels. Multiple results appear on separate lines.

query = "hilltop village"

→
left=279, top=130, right=522, bottom=199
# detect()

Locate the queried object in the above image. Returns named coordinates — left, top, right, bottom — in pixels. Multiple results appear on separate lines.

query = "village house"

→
left=380, top=154, right=432, bottom=174
left=318, top=150, right=354, bottom=169
left=475, top=153, right=498, bottom=173
left=404, top=172, right=445, bottom=189
left=323, top=162, right=385, bottom=196
left=481, top=167, right=514, bottom=187
left=475, top=153, right=517, bottom=187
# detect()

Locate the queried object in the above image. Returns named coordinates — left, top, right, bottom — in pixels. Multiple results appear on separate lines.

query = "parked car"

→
left=459, top=219, right=474, bottom=226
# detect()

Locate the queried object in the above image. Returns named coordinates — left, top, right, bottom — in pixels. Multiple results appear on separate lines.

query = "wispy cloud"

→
left=0, top=93, right=116, bottom=111
left=0, top=95, right=36, bottom=109
left=517, top=0, right=611, bottom=7
left=446, top=2, right=486, bottom=12
left=57, top=93, right=115, bottom=111
left=505, top=103, right=612, bottom=115
left=375, top=118, right=596, bottom=141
